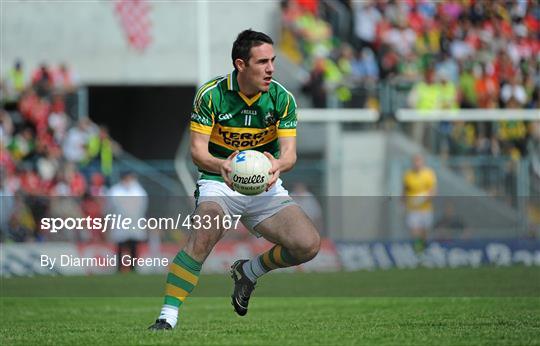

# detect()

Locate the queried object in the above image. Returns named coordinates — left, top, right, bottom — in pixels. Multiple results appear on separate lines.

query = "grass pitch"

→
left=1, top=267, right=539, bottom=345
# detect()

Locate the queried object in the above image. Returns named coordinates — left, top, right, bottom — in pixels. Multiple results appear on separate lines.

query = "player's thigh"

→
left=254, top=205, right=320, bottom=251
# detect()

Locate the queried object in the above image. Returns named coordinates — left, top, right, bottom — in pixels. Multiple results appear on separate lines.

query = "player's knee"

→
left=295, top=230, right=320, bottom=263
left=305, top=231, right=321, bottom=261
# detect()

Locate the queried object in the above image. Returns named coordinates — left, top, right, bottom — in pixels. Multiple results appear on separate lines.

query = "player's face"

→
left=243, top=43, right=275, bottom=93
left=413, top=155, right=424, bottom=170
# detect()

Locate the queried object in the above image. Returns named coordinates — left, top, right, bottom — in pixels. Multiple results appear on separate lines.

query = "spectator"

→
left=302, top=55, right=328, bottom=108
left=402, top=154, right=437, bottom=252
left=64, top=162, right=87, bottom=197
left=53, top=63, right=78, bottom=93
left=18, top=165, right=43, bottom=196
left=81, top=192, right=105, bottom=243
left=8, top=127, right=35, bottom=162
left=4, top=59, right=26, bottom=105
left=84, top=125, right=120, bottom=181
left=36, top=146, right=60, bottom=184
left=89, top=172, right=107, bottom=197
left=63, top=118, right=95, bottom=164
left=458, top=62, right=477, bottom=108
left=0, top=109, right=14, bottom=144
left=48, top=105, right=70, bottom=143
left=493, top=50, right=516, bottom=85
left=500, top=74, right=528, bottom=108
left=414, top=21, right=440, bottom=67
left=107, top=172, right=148, bottom=272
left=31, top=63, right=54, bottom=99
left=408, top=68, right=440, bottom=110
left=295, top=9, right=333, bottom=59
left=438, top=72, right=459, bottom=110
left=0, top=136, right=15, bottom=175
left=378, top=43, right=400, bottom=79
left=383, top=20, right=417, bottom=57
left=436, top=51, right=459, bottom=85
left=351, top=47, right=380, bottom=83
left=474, top=63, right=499, bottom=108
left=352, top=1, right=382, bottom=51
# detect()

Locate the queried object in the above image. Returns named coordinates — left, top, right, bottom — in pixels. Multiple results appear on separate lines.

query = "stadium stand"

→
left=0, top=60, right=118, bottom=242
left=278, top=0, right=539, bottom=237
left=281, top=0, right=539, bottom=151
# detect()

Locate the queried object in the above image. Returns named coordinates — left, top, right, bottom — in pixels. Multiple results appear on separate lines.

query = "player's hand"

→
left=264, top=151, right=280, bottom=192
left=221, top=150, right=238, bottom=190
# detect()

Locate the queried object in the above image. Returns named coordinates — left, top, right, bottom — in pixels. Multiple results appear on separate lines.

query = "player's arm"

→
left=263, top=136, right=297, bottom=189
left=264, top=136, right=296, bottom=172
left=190, top=87, right=238, bottom=187
left=401, top=175, right=408, bottom=204
left=264, top=90, right=298, bottom=190
left=426, top=170, right=437, bottom=198
left=191, top=131, right=237, bottom=187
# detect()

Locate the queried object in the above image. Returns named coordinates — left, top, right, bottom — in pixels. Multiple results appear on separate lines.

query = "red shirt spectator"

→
left=493, top=51, right=516, bottom=83
left=81, top=194, right=105, bottom=242
left=18, top=90, right=39, bottom=120
left=408, top=7, right=425, bottom=33
left=31, top=64, right=54, bottom=97
left=68, top=171, right=87, bottom=197
left=89, top=173, right=107, bottom=196
left=32, top=98, right=50, bottom=134
left=51, top=94, right=66, bottom=114
left=524, top=9, right=539, bottom=34
left=0, top=145, right=15, bottom=174
left=475, top=70, right=499, bottom=108
left=20, top=169, right=43, bottom=195
left=53, top=64, right=77, bottom=92
left=296, top=0, right=318, bottom=15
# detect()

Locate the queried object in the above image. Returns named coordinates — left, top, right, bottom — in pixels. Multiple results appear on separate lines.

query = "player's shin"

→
left=158, top=250, right=202, bottom=328
left=242, top=244, right=300, bottom=283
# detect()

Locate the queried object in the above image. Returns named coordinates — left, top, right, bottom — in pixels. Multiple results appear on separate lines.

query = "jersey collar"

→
left=227, top=70, right=239, bottom=91
left=227, top=70, right=262, bottom=107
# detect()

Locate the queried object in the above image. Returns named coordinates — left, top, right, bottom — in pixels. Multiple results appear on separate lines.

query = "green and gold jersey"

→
left=190, top=70, right=297, bottom=181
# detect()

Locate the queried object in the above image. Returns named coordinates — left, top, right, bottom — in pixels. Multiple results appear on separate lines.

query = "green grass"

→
left=2, top=267, right=539, bottom=297
left=1, top=267, right=539, bottom=345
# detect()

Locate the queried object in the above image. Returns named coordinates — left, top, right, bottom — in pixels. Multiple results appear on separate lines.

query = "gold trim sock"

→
left=242, top=245, right=300, bottom=283
left=158, top=250, right=202, bottom=328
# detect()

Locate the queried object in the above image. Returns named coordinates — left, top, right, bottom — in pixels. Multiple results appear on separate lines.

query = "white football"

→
left=229, top=150, right=272, bottom=195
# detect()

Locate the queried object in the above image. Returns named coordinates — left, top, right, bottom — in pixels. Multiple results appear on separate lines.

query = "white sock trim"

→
left=243, top=257, right=268, bottom=283
left=159, top=305, right=178, bottom=328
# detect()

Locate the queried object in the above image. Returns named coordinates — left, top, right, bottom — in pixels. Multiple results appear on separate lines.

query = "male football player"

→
left=149, top=29, right=320, bottom=330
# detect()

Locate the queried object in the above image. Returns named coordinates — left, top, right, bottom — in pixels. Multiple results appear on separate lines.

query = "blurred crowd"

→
left=282, top=0, right=539, bottom=173
left=283, top=0, right=539, bottom=108
left=0, top=60, right=121, bottom=243
left=282, top=0, right=539, bottom=221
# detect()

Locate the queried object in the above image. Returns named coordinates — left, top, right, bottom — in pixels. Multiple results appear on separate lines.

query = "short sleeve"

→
left=190, top=91, right=214, bottom=135
left=277, top=92, right=297, bottom=137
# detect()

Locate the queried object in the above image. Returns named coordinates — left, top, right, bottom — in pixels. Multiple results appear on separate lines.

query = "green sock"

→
left=163, top=250, right=202, bottom=308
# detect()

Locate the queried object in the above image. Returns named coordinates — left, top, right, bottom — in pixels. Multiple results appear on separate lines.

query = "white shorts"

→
left=195, top=178, right=296, bottom=236
left=406, top=210, right=434, bottom=230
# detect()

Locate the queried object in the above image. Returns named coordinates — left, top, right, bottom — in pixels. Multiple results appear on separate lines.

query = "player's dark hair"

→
left=232, top=29, right=273, bottom=70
